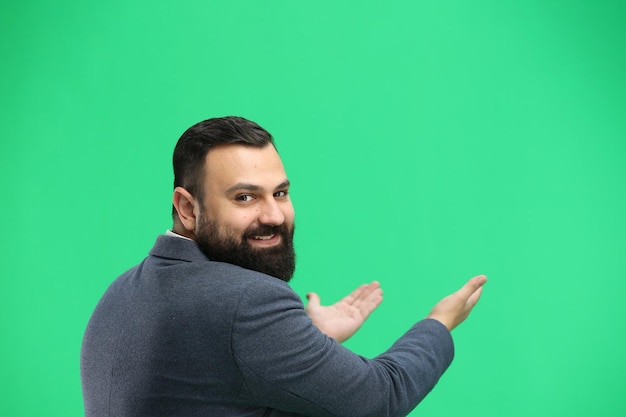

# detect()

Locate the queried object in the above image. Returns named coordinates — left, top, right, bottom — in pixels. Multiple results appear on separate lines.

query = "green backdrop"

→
left=2, top=1, right=625, bottom=416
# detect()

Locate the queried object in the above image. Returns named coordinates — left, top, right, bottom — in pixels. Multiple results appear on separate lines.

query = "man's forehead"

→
left=203, top=143, right=287, bottom=188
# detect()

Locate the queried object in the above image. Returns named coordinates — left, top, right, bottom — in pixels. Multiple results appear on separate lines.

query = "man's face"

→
left=195, top=143, right=296, bottom=281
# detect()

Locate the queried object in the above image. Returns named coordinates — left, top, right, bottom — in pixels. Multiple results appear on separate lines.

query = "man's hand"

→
left=427, top=275, right=487, bottom=331
left=305, top=281, right=383, bottom=343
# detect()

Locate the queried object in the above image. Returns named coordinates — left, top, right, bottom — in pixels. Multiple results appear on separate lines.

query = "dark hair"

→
left=172, top=116, right=274, bottom=216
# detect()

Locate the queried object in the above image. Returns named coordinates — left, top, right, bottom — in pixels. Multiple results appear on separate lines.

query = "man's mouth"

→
left=252, top=234, right=275, bottom=241
left=247, top=233, right=282, bottom=246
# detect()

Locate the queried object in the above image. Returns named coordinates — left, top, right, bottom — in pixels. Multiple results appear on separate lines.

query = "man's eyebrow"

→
left=275, top=180, right=291, bottom=190
left=225, top=180, right=290, bottom=194
left=225, top=183, right=263, bottom=194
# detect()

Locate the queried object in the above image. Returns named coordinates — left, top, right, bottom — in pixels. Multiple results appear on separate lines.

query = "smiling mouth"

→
left=247, top=234, right=282, bottom=246
left=252, top=234, right=276, bottom=240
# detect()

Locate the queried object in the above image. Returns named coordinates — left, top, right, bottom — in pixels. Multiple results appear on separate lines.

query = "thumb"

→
left=306, top=292, right=321, bottom=309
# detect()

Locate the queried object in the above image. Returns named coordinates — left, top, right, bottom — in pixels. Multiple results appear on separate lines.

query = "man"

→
left=80, top=116, right=486, bottom=417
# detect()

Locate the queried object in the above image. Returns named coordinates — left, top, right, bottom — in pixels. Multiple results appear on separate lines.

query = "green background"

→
left=2, top=1, right=625, bottom=415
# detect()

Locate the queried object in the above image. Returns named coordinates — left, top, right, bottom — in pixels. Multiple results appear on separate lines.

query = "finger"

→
left=358, top=283, right=383, bottom=315
left=350, top=282, right=382, bottom=309
left=365, top=281, right=381, bottom=295
left=342, top=284, right=369, bottom=305
left=465, top=286, right=484, bottom=310
left=457, top=275, right=487, bottom=301
left=305, top=292, right=322, bottom=310
left=357, top=282, right=381, bottom=300
left=360, top=293, right=383, bottom=316
left=362, top=282, right=383, bottom=304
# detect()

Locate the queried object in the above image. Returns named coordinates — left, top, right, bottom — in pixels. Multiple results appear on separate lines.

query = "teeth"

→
left=253, top=234, right=275, bottom=240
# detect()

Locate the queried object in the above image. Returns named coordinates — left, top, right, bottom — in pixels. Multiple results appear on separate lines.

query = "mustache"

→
left=242, top=224, right=289, bottom=238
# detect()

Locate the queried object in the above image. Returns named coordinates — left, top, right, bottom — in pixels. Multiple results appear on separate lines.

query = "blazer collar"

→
left=149, top=234, right=209, bottom=263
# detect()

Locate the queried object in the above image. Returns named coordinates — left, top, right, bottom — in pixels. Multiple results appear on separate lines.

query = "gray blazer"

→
left=81, top=235, right=454, bottom=417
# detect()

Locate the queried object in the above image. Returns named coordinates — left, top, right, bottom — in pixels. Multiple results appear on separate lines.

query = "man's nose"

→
left=257, top=199, right=285, bottom=226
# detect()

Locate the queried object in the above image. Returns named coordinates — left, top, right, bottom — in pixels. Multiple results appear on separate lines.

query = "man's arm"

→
left=232, top=274, right=487, bottom=417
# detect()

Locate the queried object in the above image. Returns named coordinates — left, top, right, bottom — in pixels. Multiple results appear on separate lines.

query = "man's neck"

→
left=171, top=224, right=196, bottom=240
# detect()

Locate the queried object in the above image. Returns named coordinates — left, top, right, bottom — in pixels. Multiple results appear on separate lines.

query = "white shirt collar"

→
left=165, top=229, right=193, bottom=241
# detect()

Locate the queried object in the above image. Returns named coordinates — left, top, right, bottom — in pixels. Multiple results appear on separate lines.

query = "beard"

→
left=195, top=216, right=296, bottom=282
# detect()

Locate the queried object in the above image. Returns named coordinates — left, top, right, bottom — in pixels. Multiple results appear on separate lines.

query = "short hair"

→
left=172, top=116, right=274, bottom=216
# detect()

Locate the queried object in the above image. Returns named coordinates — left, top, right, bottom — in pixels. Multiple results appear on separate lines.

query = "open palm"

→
left=305, top=281, right=383, bottom=343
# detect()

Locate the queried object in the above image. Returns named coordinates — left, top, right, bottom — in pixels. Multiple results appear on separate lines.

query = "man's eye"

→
left=274, top=191, right=288, bottom=198
left=236, top=195, right=254, bottom=202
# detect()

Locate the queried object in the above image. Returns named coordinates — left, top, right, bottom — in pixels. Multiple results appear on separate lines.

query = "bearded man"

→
left=80, top=116, right=486, bottom=417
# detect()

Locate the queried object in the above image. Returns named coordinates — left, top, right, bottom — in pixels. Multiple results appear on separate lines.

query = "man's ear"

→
left=172, top=187, right=199, bottom=233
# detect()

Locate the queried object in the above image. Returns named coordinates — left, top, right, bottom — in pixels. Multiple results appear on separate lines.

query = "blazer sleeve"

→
left=231, top=278, right=454, bottom=417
